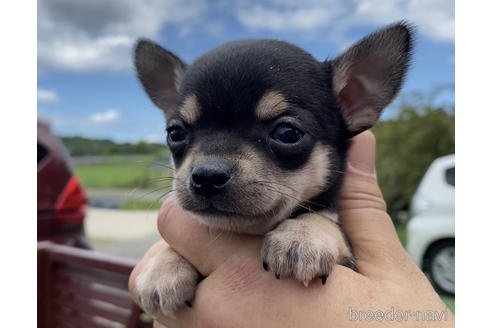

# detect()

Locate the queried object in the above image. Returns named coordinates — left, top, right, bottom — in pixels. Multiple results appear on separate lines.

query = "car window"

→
left=38, top=143, right=48, bottom=164
left=445, top=166, right=455, bottom=187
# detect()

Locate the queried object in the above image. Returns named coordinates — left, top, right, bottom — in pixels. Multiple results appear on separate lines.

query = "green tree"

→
left=60, top=136, right=167, bottom=156
left=372, top=105, right=454, bottom=220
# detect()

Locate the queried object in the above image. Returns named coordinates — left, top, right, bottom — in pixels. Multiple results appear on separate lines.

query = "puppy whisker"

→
left=254, top=180, right=328, bottom=210
left=256, top=183, right=317, bottom=214
left=157, top=189, right=176, bottom=202
left=151, top=162, right=176, bottom=171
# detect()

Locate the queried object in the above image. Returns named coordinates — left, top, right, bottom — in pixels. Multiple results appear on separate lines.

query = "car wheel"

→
left=426, top=240, right=455, bottom=295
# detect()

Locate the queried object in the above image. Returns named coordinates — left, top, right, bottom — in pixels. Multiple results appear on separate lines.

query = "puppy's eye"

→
left=272, top=123, right=304, bottom=144
left=167, top=127, right=187, bottom=143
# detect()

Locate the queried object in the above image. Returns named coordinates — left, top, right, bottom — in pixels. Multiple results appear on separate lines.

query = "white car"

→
left=406, top=154, right=455, bottom=295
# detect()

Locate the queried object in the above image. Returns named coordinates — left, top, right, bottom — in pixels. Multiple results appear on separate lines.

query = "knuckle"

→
left=338, top=176, right=387, bottom=212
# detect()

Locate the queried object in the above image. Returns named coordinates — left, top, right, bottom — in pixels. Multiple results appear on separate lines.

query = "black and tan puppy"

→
left=134, top=22, right=413, bottom=318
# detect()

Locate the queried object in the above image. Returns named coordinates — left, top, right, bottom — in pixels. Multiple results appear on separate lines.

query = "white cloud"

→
left=353, top=0, right=454, bottom=42
left=237, top=4, right=345, bottom=32
left=89, top=109, right=120, bottom=123
left=37, top=88, right=59, bottom=102
left=38, top=108, right=166, bottom=142
left=38, top=35, right=134, bottom=72
left=235, top=0, right=454, bottom=43
left=37, top=0, right=454, bottom=74
left=38, top=0, right=207, bottom=73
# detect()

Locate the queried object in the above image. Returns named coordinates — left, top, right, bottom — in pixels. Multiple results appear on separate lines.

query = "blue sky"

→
left=37, top=0, right=454, bottom=143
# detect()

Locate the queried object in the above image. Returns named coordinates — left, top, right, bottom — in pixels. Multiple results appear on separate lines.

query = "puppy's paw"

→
left=134, top=248, right=199, bottom=318
left=261, top=217, right=342, bottom=286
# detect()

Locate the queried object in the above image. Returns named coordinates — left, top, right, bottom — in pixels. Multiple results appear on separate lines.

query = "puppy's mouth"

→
left=174, top=190, right=291, bottom=234
left=200, top=204, right=243, bottom=217
left=191, top=200, right=284, bottom=221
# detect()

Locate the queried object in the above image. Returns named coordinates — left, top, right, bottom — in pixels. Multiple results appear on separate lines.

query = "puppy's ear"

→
left=134, top=39, right=186, bottom=118
left=330, top=22, right=413, bottom=136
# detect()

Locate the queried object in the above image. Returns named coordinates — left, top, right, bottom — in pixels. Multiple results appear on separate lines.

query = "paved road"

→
left=84, top=207, right=161, bottom=260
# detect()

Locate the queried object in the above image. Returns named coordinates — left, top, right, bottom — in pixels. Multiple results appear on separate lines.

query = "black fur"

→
left=169, top=39, right=351, bottom=211
left=135, top=21, right=413, bottom=230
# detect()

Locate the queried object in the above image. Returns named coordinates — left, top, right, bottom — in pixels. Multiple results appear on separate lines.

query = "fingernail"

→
left=347, top=131, right=376, bottom=176
left=348, top=162, right=376, bottom=176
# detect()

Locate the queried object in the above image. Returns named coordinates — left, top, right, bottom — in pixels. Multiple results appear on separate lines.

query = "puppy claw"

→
left=275, top=272, right=280, bottom=280
left=185, top=300, right=192, bottom=308
left=263, top=261, right=269, bottom=271
left=261, top=218, right=339, bottom=286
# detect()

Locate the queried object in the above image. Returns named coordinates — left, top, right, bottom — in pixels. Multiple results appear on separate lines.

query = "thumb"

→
left=338, top=131, right=406, bottom=275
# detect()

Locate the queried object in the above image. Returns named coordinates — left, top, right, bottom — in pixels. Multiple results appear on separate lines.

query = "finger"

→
left=175, top=262, right=370, bottom=327
left=157, top=195, right=263, bottom=276
left=128, top=241, right=182, bottom=328
left=128, top=240, right=168, bottom=301
left=338, top=131, right=407, bottom=271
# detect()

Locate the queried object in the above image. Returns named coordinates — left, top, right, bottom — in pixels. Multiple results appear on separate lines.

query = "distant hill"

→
left=60, top=136, right=168, bottom=156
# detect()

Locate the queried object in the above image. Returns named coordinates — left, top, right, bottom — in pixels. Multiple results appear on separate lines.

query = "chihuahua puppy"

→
left=134, top=22, right=412, bottom=318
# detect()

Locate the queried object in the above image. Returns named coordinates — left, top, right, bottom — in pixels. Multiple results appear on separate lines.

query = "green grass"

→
left=395, top=224, right=407, bottom=247
left=120, top=198, right=164, bottom=210
left=74, top=162, right=173, bottom=189
left=440, top=294, right=455, bottom=313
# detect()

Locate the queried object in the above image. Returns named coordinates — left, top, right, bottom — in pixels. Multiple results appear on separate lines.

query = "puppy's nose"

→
left=190, top=162, right=232, bottom=198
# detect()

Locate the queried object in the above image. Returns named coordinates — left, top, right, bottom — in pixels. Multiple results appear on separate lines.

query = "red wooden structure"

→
left=38, top=241, right=153, bottom=328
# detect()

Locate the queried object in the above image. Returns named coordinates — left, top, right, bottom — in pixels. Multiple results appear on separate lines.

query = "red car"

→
left=37, top=121, right=90, bottom=248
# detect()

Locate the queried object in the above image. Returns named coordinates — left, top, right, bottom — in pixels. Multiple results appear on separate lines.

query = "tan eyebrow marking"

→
left=255, top=91, right=289, bottom=120
left=179, top=94, right=200, bottom=125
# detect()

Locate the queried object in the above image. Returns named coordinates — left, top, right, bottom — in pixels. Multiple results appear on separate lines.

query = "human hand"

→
left=129, top=131, right=454, bottom=327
